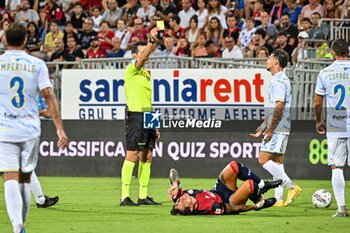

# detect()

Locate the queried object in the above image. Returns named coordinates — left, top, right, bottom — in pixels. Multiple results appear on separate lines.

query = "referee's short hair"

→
left=131, top=42, right=147, bottom=54
left=273, top=49, right=289, bottom=68
left=331, top=39, right=349, bottom=58
left=5, top=23, right=27, bottom=47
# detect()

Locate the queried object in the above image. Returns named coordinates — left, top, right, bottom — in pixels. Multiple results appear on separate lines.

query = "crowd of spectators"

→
left=0, top=0, right=349, bottom=64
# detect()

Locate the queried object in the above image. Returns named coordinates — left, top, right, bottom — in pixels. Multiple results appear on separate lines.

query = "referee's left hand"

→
left=155, top=129, right=160, bottom=139
left=150, top=27, right=160, bottom=40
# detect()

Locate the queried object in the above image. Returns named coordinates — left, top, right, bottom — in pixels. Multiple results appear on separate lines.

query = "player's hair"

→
left=131, top=42, right=147, bottom=54
left=5, top=23, right=27, bottom=47
left=331, top=39, right=349, bottom=57
left=170, top=205, right=192, bottom=215
left=272, top=49, right=289, bottom=68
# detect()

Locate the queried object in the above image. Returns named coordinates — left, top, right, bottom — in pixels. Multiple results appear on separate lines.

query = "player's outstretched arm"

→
left=227, top=197, right=266, bottom=214
left=226, top=204, right=258, bottom=214
left=168, top=168, right=181, bottom=200
left=41, top=87, right=68, bottom=149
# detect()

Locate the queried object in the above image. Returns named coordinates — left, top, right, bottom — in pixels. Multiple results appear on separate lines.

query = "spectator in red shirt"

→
left=168, top=15, right=185, bottom=44
left=86, top=36, right=108, bottom=58
left=252, top=0, right=264, bottom=26
left=128, top=17, right=149, bottom=47
left=98, top=21, right=115, bottom=51
left=223, top=15, right=240, bottom=42
left=81, top=0, right=103, bottom=12
left=45, top=0, right=66, bottom=26
left=269, top=0, right=287, bottom=27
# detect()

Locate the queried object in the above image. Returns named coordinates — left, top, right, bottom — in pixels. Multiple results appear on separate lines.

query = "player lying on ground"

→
left=168, top=160, right=282, bottom=215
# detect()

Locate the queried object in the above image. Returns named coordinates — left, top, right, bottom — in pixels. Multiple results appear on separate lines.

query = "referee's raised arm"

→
left=134, top=27, right=160, bottom=69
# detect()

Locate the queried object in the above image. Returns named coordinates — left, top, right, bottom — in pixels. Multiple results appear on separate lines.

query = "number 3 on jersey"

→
left=10, top=76, right=25, bottom=108
left=334, top=84, right=349, bottom=111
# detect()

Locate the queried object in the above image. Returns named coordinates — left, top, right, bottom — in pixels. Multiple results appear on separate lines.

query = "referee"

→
left=120, top=27, right=161, bottom=206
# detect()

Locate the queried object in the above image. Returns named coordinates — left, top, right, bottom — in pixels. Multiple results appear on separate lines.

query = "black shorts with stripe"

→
left=125, top=111, right=156, bottom=151
left=212, top=179, right=234, bottom=204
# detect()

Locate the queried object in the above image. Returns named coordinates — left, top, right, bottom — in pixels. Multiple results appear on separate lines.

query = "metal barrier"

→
left=296, top=59, right=333, bottom=70
left=192, top=58, right=266, bottom=69
left=46, top=57, right=349, bottom=120
left=319, top=18, right=350, bottom=44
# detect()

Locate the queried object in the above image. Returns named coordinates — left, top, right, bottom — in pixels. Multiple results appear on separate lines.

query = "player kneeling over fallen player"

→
left=168, top=161, right=282, bottom=215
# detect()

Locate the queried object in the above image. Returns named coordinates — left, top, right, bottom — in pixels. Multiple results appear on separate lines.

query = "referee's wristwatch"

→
left=148, top=38, right=155, bottom=44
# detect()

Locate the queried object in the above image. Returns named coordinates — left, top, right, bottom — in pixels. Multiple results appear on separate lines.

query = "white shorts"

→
left=327, top=137, right=350, bottom=168
left=260, top=133, right=289, bottom=155
left=0, top=137, right=40, bottom=173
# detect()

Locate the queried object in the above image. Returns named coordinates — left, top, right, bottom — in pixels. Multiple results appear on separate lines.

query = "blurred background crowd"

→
left=0, top=0, right=349, bottom=65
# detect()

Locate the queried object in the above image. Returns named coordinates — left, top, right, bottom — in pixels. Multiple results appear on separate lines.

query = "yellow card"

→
left=156, top=20, right=165, bottom=30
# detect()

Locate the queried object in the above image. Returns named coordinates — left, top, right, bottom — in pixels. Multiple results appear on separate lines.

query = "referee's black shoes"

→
left=120, top=197, right=139, bottom=206
left=137, top=196, right=161, bottom=205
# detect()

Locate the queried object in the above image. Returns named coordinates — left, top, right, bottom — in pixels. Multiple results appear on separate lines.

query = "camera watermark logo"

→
left=143, top=111, right=161, bottom=129
left=143, top=110, right=222, bottom=129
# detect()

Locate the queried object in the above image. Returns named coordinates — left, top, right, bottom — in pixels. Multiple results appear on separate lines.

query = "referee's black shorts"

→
left=125, top=111, right=156, bottom=151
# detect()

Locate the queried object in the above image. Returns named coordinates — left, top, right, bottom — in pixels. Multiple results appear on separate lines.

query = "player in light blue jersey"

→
left=314, top=39, right=350, bottom=218
left=251, top=49, right=301, bottom=207
left=0, top=24, right=68, bottom=233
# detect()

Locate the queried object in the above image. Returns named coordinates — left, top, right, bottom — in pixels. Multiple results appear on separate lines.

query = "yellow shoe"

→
left=284, top=185, right=302, bottom=206
left=274, top=200, right=284, bottom=207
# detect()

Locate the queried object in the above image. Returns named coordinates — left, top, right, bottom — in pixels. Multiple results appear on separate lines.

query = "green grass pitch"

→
left=0, top=177, right=349, bottom=233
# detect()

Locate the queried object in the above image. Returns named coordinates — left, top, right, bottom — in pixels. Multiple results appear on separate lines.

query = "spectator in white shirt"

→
left=222, top=36, right=244, bottom=59
left=114, top=19, right=131, bottom=50
left=195, top=0, right=208, bottom=29
left=102, top=0, right=123, bottom=28
left=238, top=17, right=256, bottom=50
left=207, top=0, right=228, bottom=29
left=178, top=0, right=196, bottom=29
left=15, top=0, right=40, bottom=27
left=5, top=0, right=21, bottom=12
left=137, top=0, right=156, bottom=29
left=92, top=6, right=103, bottom=32
left=161, top=37, right=176, bottom=56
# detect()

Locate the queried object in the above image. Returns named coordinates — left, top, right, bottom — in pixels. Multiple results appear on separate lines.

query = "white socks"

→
left=263, top=160, right=294, bottom=190
left=274, top=164, right=285, bottom=201
left=30, top=171, right=45, bottom=204
left=332, top=169, right=346, bottom=210
left=4, top=180, right=23, bottom=228
left=20, top=183, right=31, bottom=223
